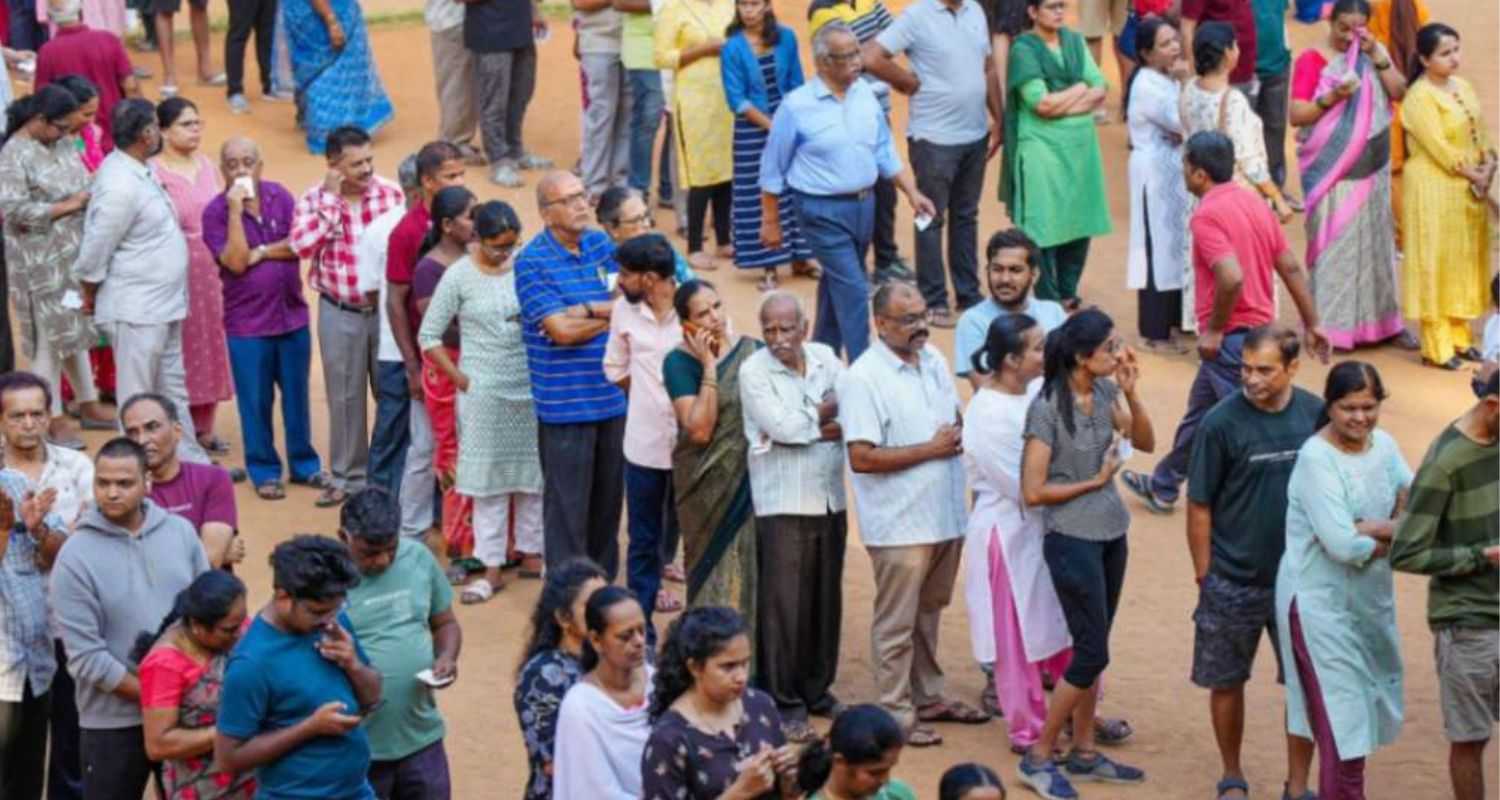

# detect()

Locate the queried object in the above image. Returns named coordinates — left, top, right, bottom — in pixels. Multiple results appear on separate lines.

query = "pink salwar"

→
left=989, top=531, right=1072, bottom=749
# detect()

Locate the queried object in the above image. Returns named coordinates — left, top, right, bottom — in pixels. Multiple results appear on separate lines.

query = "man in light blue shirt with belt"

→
left=759, top=20, right=933, bottom=362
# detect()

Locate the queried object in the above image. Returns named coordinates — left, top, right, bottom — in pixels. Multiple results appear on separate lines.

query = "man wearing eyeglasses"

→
left=515, top=170, right=627, bottom=579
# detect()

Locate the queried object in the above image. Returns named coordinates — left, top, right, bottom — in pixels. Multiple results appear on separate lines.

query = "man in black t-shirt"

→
left=1185, top=325, right=1321, bottom=800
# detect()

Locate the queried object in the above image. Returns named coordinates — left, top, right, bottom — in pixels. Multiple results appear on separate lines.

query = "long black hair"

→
left=578, top=585, right=640, bottom=672
left=516, top=558, right=607, bottom=676
left=4, top=85, right=80, bottom=142
left=1040, top=307, right=1114, bottom=435
left=1329, top=0, right=1372, bottom=22
left=155, top=96, right=197, bottom=129
left=1315, top=360, right=1387, bottom=429
left=1192, top=20, right=1236, bottom=76
left=972, top=313, right=1037, bottom=377
left=798, top=704, right=905, bottom=795
left=474, top=199, right=522, bottom=240
left=648, top=606, right=748, bottom=721
left=1408, top=22, right=1459, bottom=83
left=939, top=763, right=1006, bottom=800
left=129, top=570, right=246, bottom=665
left=726, top=0, right=780, bottom=45
left=1122, top=15, right=1176, bottom=123
left=419, top=185, right=477, bottom=258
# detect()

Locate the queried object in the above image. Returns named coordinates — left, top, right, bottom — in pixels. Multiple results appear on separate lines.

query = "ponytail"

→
left=796, top=704, right=904, bottom=795
left=1408, top=22, right=1459, bottom=83
left=3, top=85, right=79, bottom=144
left=971, top=313, right=1037, bottom=378
left=648, top=606, right=746, bottom=721
left=418, top=185, right=477, bottom=259
left=1040, top=308, right=1114, bottom=435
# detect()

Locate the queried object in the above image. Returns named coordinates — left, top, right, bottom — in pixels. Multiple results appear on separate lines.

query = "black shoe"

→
left=875, top=256, right=914, bottom=279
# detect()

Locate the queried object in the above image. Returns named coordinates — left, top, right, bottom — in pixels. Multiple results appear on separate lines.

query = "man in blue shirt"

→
left=514, top=170, right=628, bottom=578
left=760, top=20, right=934, bottom=362
left=215, top=535, right=383, bottom=800
left=954, top=228, right=1067, bottom=390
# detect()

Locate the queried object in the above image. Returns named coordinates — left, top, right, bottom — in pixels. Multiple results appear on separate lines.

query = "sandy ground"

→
left=58, top=0, right=1500, bottom=796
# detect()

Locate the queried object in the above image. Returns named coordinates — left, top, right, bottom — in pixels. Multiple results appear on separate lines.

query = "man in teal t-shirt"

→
left=1249, top=0, right=1295, bottom=198
left=342, top=488, right=463, bottom=799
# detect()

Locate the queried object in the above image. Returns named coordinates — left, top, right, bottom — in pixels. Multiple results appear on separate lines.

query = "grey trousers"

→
left=910, top=136, right=987, bottom=312
left=474, top=45, right=538, bottom=165
left=1251, top=67, right=1291, bottom=189
left=401, top=397, right=437, bottom=536
left=757, top=512, right=847, bottom=721
left=316, top=298, right=378, bottom=492
left=104, top=320, right=209, bottom=464
left=431, top=26, right=478, bottom=146
left=579, top=52, right=632, bottom=196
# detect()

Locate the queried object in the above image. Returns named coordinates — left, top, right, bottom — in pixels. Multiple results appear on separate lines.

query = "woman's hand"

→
left=1113, top=345, right=1140, bottom=396
left=769, top=744, right=801, bottom=798
left=1271, top=196, right=1294, bottom=224
left=453, top=371, right=471, bottom=393
left=725, top=750, right=777, bottom=800
left=683, top=326, right=717, bottom=368
left=326, top=17, right=346, bottom=50
left=1093, top=441, right=1123, bottom=489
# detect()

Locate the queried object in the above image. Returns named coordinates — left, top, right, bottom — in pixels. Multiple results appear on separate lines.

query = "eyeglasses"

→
left=616, top=211, right=654, bottom=228
left=542, top=190, right=589, bottom=208
left=880, top=312, right=926, bottom=328
left=482, top=241, right=518, bottom=259
left=822, top=50, right=861, bottom=64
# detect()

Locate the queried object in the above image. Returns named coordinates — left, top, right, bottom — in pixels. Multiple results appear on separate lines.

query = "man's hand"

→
left=322, top=167, right=344, bottom=195
left=406, top=365, right=424, bottom=401
left=224, top=535, right=247, bottom=566
left=759, top=217, right=782, bottom=251
left=453, top=372, right=471, bottom=393
left=928, top=424, right=962, bottom=458
left=226, top=181, right=252, bottom=208
left=986, top=120, right=1002, bottom=161
left=303, top=700, right=362, bottom=737
left=1197, top=328, right=1224, bottom=362
left=818, top=421, right=842, bottom=441
left=315, top=621, right=359, bottom=671
left=532, top=18, right=549, bottom=39
left=431, top=653, right=458, bottom=682
left=1303, top=325, right=1332, bottom=364
left=63, top=191, right=90, bottom=216
left=327, top=18, right=347, bottom=50
left=908, top=191, right=937, bottom=221
left=20, top=488, right=56, bottom=534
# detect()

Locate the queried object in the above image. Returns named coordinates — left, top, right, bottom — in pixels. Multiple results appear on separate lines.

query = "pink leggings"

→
left=990, top=533, right=1073, bottom=749
left=1289, top=599, right=1366, bottom=800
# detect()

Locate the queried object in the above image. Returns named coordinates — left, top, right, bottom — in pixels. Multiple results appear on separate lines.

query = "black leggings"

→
left=686, top=182, right=731, bottom=254
left=1044, top=531, right=1128, bottom=689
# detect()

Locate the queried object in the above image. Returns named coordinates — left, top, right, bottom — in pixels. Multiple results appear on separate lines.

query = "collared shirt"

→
left=838, top=340, right=966, bottom=546
left=953, top=295, right=1067, bottom=376
left=0, top=470, right=59, bottom=701
left=739, top=342, right=848, bottom=517
left=424, top=0, right=465, bottom=31
left=514, top=228, right=627, bottom=425
left=34, top=25, right=133, bottom=146
left=72, top=150, right=189, bottom=325
left=760, top=76, right=903, bottom=197
left=602, top=297, right=682, bottom=469
left=201, top=179, right=310, bottom=339
left=874, top=0, right=990, bottom=145
left=357, top=206, right=408, bottom=363
left=290, top=175, right=405, bottom=307
left=16, top=446, right=94, bottom=643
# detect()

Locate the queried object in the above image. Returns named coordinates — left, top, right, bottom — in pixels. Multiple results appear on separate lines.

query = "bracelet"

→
left=1374, top=60, right=1391, bottom=71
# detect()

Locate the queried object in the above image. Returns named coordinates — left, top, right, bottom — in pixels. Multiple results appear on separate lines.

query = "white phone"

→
left=233, top=175, right=256, bottom=199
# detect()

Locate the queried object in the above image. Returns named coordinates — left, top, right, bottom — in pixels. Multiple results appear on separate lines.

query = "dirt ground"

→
left=72, top=0, right=1500, bottom=796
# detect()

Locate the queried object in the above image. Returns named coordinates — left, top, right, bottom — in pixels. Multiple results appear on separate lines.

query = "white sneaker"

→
left=489, top=162, right=523, bottom=187
left=517, top=152, right=554, bottom=171
left=228, top=94, right=250, bottom=114
left=264, top=89, right=296, bottom=103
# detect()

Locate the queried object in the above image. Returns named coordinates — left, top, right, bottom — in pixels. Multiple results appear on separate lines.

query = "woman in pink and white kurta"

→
left=150, top=98, right=234, bottom=447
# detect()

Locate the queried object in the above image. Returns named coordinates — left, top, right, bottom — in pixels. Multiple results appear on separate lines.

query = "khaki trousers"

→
left=867, top=538, right=962, bottom=731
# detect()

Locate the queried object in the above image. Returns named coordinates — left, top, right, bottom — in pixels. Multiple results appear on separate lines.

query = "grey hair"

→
left=49, top=0, right=82, bottom=23
left=396, top=155, right=420, bottom=190
left=871, top=279, right=919, bottom=318
left=758, top=290, right=804, bottom=323
left=812, top=20, right=857, bottom=60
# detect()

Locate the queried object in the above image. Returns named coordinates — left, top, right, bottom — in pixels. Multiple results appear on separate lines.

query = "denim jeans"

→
left=225, top=328, right=321, bottom=488
left=1044, top=532, right=1128, bottom=689
left=1149, top=330, right=1248, bottom=502
left=625, top=461, right=678, bottom=644
left=627, top=69, right=665, bottom=195
left=909, top=136, right=987, bottom=311
left=369, top=359, right=411, bottom=496
left=797, top=191, right=875, bottom=361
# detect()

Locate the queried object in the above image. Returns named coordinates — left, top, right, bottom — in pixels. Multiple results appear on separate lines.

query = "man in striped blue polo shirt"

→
left=515, top=171, right=628, bottom=578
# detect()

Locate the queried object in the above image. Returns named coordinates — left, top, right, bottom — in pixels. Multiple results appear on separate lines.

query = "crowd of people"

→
left=0, top=0, right=1494, bottom=799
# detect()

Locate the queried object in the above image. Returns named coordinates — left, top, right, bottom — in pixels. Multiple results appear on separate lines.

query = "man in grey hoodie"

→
left=49, top=437, right=210, bottom=800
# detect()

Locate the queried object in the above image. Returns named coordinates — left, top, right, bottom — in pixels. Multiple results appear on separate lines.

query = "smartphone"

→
left=233, top=175, right=255, bottom=199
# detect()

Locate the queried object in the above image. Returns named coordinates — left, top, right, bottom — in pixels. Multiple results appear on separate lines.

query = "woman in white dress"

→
left=1123, top=16, right=1193, bottom=353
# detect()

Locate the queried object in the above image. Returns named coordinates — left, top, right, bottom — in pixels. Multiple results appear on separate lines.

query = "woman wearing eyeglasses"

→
left=420, top=200, right=544, bottom=604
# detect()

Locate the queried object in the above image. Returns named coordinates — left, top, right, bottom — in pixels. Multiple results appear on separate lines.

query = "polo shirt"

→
left=514, top=228, right=627, bottom=425
left=202, top=180, right=310, bottom=339
left=1190, top=181, right=1286, bottom=333
left=760, top=77, right=902, bottom=197
left=1182, top=0, right=1258, bottom=85
left=953, top=296, right=1066, bottom=376
left=874, top=0, right=991, bottom=145
left=34, top=25, right=132, bottom=147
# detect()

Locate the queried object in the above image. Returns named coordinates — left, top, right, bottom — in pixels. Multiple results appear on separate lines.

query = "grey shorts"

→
left=1435, top=627, right=1500, bottom=743
left=1191, top=572, right=1285, bottom=690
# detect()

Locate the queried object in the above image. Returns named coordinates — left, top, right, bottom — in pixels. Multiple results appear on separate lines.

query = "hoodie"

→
left=50, top=499, right=210, bottom=729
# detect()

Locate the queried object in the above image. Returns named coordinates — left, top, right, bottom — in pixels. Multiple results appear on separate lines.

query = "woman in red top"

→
left=134, top=571, right=257, bottom=800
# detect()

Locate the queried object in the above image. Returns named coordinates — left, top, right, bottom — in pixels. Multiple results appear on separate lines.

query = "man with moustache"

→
left=838, top=280, right=985, bottom=748
left=72, top=99, right=210, bottom=466
left=602, top=233, right=682, bottom=640
left=738, top=291, right=847, bottom=743
left=954, top=227, right=1067, bottom=390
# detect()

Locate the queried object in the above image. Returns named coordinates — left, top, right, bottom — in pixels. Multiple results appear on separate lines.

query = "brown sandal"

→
left=906, top=724, right=943, bottom=747
left=916, top=698, right=991, bottom=724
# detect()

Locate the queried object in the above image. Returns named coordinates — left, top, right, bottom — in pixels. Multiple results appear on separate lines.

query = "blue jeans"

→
left=627, top=69, right=664, bottom=195
left=226, top=328, right=321, bottom=487
left=797, top=191, right=874, bottom=361
left=369, top=360, right=410, bottom=495
left=1148, top=330, right=1248, bottom=502
left=624, top=461, right=677, bottom=645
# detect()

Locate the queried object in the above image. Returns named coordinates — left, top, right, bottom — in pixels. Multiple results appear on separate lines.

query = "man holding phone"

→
left=215, top=535, right=382, bottom=800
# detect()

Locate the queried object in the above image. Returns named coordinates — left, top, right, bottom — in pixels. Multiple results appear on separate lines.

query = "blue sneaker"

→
left=1018, top=755, right=1078, bottom=800
left=1064, top=750, right=1146, bottom=784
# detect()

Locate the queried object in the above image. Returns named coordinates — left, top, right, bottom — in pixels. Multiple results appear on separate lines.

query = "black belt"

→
left=319, top=294, right=376, bottom=315
left=797, top=188, right=871, bottom=202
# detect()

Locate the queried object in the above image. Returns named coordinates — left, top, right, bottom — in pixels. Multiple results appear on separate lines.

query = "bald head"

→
left=536, top=170, right=590, bottom=241
left=49, top=0, right=82, bottom=23
left=535, top=170, right=580, bottom=209
left=758, top=291, right=803, bottom=325
left=221, top=136, right=259, bottom=162
left=219, top=136, right=262, bottom=187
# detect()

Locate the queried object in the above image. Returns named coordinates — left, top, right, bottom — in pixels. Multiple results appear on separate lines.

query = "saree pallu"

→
left=423, top=348, right=474, bottom=557
left=282, top=0, right=394, bottom=155
left=1297, top=47, right=1403, bottom=350
left=670, top=339, right=758, bottom=659
left=162, top=656, right=257, bottom=799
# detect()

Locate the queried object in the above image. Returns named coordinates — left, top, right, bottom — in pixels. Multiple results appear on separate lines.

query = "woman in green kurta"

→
left=662, top=279, right=762, bottom=660
left=999, top=0, right=1112, bottom=308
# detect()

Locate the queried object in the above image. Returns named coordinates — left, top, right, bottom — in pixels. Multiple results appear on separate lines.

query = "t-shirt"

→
left=34, top=25, right=134, bottom=147
left=150, top=462, right=238, bottom=533
left=464, top=0, right=534, bottom=53
left=217, top=613, right=376, bottom=800
left=1250, top=0, right=1290, bottom=77
left=385, top=204, right=431, bottom=340
left=1022, top=378, right=1129, bottom=541
left=1186, top=388, right=1322, bottom=587
left=1190, top=182, right=1286, bottom=334
left=1182, top=0, right=1258, bottom=85
left=811, top=780, right=917, bottom=800
left=412, top=256, right=459, bottom=349
left=953, top=296, right=1067, bottom=376
left=345, top=540, right=454, bottom=762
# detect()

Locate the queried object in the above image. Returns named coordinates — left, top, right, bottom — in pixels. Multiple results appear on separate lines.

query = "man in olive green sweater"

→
left=1391, top=362, right=1500, bottom=800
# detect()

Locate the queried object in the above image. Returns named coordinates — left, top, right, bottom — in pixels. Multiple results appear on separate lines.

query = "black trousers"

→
left=225, top=0, right=277, bottom=96
left=48, top=640, right=82, bottom=800
left=872, top=176, right=899, bottom=269
left=538, top=415, right=626, bottom=580
left=0, top=245, right=13, bottom=373
left=80, top=726, right=160, bottom=800
left=755, top=512, right=847, bottom=721
left=0, top=683, right=49, bottom=800
left=1135, top=193, right=1181, bottom=341
left=686, top=181, right=731, bottom=254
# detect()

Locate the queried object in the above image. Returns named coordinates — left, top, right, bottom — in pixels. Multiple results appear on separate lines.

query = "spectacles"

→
left=822, top=50, right=861, bottom=64
left=542, top=190, right=589, bottom=208
left=880, top=312, right=926, bottom=328
left=616, top=211, right=654, bottom=228
left=482, top=241, right=518, bottom=259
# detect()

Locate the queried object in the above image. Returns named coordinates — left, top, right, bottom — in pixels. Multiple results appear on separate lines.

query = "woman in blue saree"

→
left=282, top=0, right=394, bottom=154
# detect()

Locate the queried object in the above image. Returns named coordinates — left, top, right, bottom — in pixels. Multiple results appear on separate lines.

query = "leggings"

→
left=686, top=181, right=731, bottom=254
left=1043, top=531, right=1127, bottom=689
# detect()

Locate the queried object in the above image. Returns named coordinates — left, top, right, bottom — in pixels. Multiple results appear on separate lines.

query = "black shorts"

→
left=1190, top=572, right=1285, bottom=690
left=150, top=0, right=207, bottom=16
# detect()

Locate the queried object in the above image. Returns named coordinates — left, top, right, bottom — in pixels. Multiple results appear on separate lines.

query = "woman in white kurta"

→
left=1276, top=361, right=1409, bottom=800
left=1123, top=17, right=1193, bottom=352
left=961, top=312, right=1071, bottom=754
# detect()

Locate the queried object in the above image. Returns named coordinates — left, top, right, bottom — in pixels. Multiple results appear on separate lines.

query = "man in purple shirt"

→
left=201, top=136, right=324, bottom=500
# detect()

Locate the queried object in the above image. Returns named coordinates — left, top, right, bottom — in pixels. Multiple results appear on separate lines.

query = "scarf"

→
left=999, top=28, right=1089, bottom=211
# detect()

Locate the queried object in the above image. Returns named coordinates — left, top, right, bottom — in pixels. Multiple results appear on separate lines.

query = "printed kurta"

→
left=152, top=154, right=234, bottom=406
left=655, top=0, right=735, bottom=187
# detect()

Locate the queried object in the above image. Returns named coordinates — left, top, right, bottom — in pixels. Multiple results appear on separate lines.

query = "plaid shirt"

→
left=0, top=470, right=60, bottom=701
left=289, top=176, right=405, bottom=306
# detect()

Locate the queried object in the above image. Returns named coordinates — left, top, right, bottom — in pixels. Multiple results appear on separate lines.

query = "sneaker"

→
left=228, top=94, right=250, bottom=115
left=131, top=64, right=154, bottom=79
left=876, top=255, right=915, bottom=279
left=263, top=89, right=296, bottom=103
left=489, top=162, right=523, bottom=188
left=517, top=152, right=554, bottom=171
left=1018, top=755, right=1078, bottom=800
left=1120, top=469, right=1174, bottom=514
left=199, top=72, right=227, bottom=87
left=1063, top=751, right=1145, bottom=784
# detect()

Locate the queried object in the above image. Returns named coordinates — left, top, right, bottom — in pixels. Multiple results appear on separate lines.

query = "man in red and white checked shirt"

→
left=290, top=125, right=404, bottom=507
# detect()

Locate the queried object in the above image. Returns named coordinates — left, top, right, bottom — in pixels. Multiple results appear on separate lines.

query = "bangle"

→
left=1374, top=59, right=1391, bottom=71
left=1315, top=94, right=1330, bottom=110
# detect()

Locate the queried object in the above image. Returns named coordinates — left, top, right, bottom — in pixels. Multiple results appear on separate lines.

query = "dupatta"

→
left=998, top=28, right=1089, bottom=211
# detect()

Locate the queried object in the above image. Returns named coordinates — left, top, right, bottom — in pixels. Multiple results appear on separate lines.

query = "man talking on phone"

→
left=215, top=535, right=382, bottom=800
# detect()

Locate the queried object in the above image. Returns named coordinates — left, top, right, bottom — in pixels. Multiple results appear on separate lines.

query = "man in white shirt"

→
left=839, top=280, right=987, bottom=748
left=739, top=291, right=846, bottom=744
left=954, top=227, right=1067, bottom=390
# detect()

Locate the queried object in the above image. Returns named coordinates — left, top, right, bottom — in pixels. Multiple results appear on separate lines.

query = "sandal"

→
left=791, top=260, right=822, bottom=279
left=1424, top=356, right=1463, bottom=370
left=1458, top=346, right=1484, bottom=362
left=1281, top=784, right=1315, bottom=800
left=980, top=674, right=1003, bottom=718
left=1120, top=469, right=1174, bottom=514
left=460, top=578, right=500, bottom=604
left=916, top=698, right=990, bottom=724
left=663, top=563, right=685, bottom=583
left=199, top=436, right=232, bottom=456
left=1216, top=777, right=1250, bottom=800
left=1064, top=716, right=1135, bottom=745
left=757, top=271, right=779, bottom=292
left=292, top=471, right=333, bottom=489
left=255, top=480, right=286, bottom=501
left=655, top=589, right=684, bottom=613
left=314, top=487, right=348, bottom=508
left=906, top=724, right=943, bottom=747
left=688, top=251, right=718, bottom=272
left=781, top=719, right=820, bottom=744
left=518, top=554, right=544, bottom=578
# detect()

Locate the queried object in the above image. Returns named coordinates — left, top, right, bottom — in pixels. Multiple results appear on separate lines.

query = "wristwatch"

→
left=252, top=245, right=267, bottom=262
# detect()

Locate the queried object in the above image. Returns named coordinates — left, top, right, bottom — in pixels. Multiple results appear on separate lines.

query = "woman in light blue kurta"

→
left=1276, top=361, right=1411, bottom=800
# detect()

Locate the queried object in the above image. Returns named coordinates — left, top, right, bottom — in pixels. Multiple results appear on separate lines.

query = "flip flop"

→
left=906, top=724, right=943, bottom=747
left=460, top=578, right=499, bottom=604
left=791, top=260, right=822, bottom=279
left=255, top=480, right=286, bottom=501
left=916, top=698, right=990, bottom=724
left=1216, top=777, right=1250, bottom=800
left=663, top=563, right=685, bottom=583
left=291, top=471, right=333, bottom=489
left=314, top=487, right=348, bottom=508
left=655, top=589, right=683, bottom=613
left=757, top=272, right=779, bottom=292
left=518, top=554, right=544, bottom=579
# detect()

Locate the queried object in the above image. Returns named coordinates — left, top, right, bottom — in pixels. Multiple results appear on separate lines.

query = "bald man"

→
left=201, top=137, right=323, bottom=497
